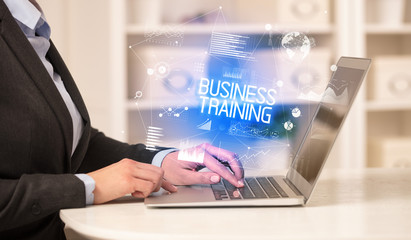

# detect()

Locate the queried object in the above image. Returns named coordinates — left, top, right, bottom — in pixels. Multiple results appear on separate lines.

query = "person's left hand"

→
left=161, top=143, right=244, bottom=188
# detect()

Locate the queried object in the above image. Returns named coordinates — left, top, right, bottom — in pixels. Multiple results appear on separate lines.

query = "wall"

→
left=38, top=0, right=113, bottom=136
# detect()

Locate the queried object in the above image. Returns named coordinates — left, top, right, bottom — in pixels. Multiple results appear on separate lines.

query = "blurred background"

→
left=37, top=0, right=411, bottom=169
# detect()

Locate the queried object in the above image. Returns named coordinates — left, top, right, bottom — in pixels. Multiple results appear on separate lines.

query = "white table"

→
left=60, top=169, right=411, bottom=240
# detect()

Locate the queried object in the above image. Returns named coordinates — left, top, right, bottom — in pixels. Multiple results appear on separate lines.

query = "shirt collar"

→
left=3, top=0, right=42, bottom=30
left=3, top=0, right=51, bottom=39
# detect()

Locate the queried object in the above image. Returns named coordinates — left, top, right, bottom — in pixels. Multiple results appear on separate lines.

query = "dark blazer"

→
left=0, top=1, right=162, bottom=239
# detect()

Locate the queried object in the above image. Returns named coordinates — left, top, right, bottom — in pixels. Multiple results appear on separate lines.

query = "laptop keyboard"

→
left=211, top=177, right=289, bottom=200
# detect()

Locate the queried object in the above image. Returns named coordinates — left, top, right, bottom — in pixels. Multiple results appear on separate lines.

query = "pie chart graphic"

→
left=291, top=107, right=301, bottom=118
left=284, top=121, right=294, bottom=131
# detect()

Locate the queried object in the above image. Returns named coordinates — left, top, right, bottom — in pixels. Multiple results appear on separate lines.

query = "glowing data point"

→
left=174, top=113, right=180, bottom=117
left=219, top=6, right=222, bottom=9
left=159, top=66, right=167, bottom=74
left=277, top=80, right=284, bottom=87
left=330, top=65, right=338, bottom=72
left=147, top=68, right=154, bottom=75
left=184, top=107, right=189, bottom=110
left=265, top=24, right=272, bottom=31
left=324, top=10, right=328, bottom=14
left=128, top=45, right=132, bottom=49
left=168, top=107, right=172, bottom=112
left=159, top=113, right=163, bottom=117
left=134, top=91, right=143, bottom=99
left=247, top=147, right=251, bottom=150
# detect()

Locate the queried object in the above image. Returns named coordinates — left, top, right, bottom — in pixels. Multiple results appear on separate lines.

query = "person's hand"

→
left=87, top=158, right=177, bottom=204
left=161, top=143, right=244, bottom=188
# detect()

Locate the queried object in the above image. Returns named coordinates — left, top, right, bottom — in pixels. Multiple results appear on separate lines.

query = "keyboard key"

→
left=213, top=190, right=229, bottom=200
left=239, top=184, right=255, bottom=199
left=222, top=179, right=242, bottom=200
left=211, top=183, right=225, bottom=191
left=211, top=183, right=228, bottom=200
left=214, top=191, right=228, bottom=200
left=267, top=177, right=288, bottom=197
left=245, top=178, right=267, bottom=198
left=256, top=177, right=280, bottom=198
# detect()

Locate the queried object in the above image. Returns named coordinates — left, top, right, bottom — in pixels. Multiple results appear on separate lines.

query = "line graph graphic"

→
left=238, top=148, right=275, bottom=170
left=158, top=106, right=189, bottom=118
left=238, top=149, right=272, bottom=162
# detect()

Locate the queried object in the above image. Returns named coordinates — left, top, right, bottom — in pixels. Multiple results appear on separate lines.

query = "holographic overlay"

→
left=178, top=140, right=205, bottom=163
left=280, top=31, right=315, bottom=63
left=146, top=126, right=163, bottom=151
left=209, top=32, right=256, bottom=61
left=128, top=4, right=325, bottom=171
left=228, top=122, right=279, bottom=140
left=144, top=25, right=184, bottom=47
left=197, top=77, right=277, bottom=124
left=197, top=119, right=212, bottom=131
left=158, top=106, right=189, bottom=118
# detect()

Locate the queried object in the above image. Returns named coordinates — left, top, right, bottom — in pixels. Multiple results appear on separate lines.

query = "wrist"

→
left=151, top=148, right=178, bottom=167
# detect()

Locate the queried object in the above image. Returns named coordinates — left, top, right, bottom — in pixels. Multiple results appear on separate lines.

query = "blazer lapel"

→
left=0, top=3, right=73, bottom=167
left=47, top=42, right=90, bottom=125
left=47, top=41, right=91, bottom=172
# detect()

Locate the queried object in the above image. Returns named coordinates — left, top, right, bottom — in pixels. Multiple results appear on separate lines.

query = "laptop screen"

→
left=287, top=57, right=371, bottom=200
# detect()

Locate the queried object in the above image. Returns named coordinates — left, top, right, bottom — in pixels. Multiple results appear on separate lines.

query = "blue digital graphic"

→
left=128, top=5, right=324, bottom=170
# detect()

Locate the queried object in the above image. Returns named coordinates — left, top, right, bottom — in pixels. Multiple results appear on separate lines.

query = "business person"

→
left=0, top=1, right=244, bottom=239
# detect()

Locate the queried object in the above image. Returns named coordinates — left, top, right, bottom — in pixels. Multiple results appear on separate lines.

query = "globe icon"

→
left=281, top=32, right=311, bottom=62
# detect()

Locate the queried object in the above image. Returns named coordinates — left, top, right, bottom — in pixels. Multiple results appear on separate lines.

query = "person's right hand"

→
left=87, top=158, right=177, bottom=204
left=161, top=143, right=244, bottom=188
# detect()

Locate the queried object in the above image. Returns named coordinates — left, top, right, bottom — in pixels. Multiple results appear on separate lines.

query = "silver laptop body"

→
left=145, top=57, right=371, bottom=207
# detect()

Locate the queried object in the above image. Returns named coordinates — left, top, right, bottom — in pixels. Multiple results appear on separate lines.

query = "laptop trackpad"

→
left=145, top=185, right=215, bottom=205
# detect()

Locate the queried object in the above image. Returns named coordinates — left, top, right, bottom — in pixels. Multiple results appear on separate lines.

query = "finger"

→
left=219, top=155, right=244, bottom=181
left=132, top=178, right=156, bottom=197
left=131, top=166, right=164, bottom=192
left=134, top=161, right=164, bottom=175
left=131, top=167, right=161, bottom=181
left=131, top=191, right=145, bottom=198
left=121, top=159, right=164, bottom=191
left=161, top=179, right=178, bottom=193
left=178, top=170, right=222, bottom=185
left=201, top=143, right=236, bottom=161
left=203, top=154, right=243, bottom=187
left=201, top=144, right=244, bottom=180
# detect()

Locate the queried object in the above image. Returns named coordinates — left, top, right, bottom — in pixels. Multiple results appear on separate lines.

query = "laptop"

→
left=145, top=56, right=371, bottom=207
